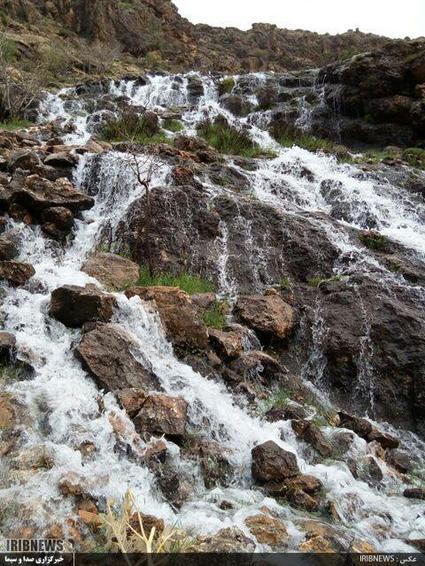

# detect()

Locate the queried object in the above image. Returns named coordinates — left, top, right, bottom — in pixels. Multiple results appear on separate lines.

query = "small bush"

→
left=137, top=266, right=214, bottom=295
left=218, top=77, right=235, bottom=96
left=197, top=117, right=271, bottom=158
left=162, top=118, right=184, bottom=133
left=100, top=111, right=167, bottom=145
left=359, top=230, right=388, bottom=252
left=202, top=302, right=226, bottom=329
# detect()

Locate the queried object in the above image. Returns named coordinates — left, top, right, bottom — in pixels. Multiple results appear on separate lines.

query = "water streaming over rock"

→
left=1, top=73, right=424, bottom=550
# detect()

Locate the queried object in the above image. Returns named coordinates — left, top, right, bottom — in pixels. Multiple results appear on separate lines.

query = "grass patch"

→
left=270, top=122, right=349, bottom=159
left=359, top=230, right=388, bottom=252
left=402, top=147, right=425, bottom=169
left=100, top=111, right=168, bottom=145
left=202, top=301, right=226, bottom=329
left=218, top=77, right=235, bottom=96
left=137, top=266, right=214, bottom=295
left=0, top=118, right=33, bottom=131
left=279, top=276, right=291, bottom=290
left=162, top=118, right=184, bottom=133
left=197, top=118, right=274, bottom=158
left=307, top=275, right=344, bottom=288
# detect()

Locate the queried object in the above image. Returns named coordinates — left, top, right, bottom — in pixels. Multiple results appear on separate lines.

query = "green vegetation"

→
left=202, top=301, right=226, bottom=330
left=263, top=387, right=290, bottom=412
left=162, top=118, right=184, bottom=133
left=0, top=118, right=33, bottom=131
left=402, top=147, right=425, bottom=169
left=197, top=118, right=275, bottom=158
left=218, top=77, right=235, bottom=96
left=279, top=276, right=291, bottom=290
left=359, top=230, right=388, bottom=252
left=137, top=266, right=214, bottom=295
left=307, top=275, right=344, bottom=288
left=0, top=10, right=8, bottom=27
left=100, top=112, right=168, bottom=145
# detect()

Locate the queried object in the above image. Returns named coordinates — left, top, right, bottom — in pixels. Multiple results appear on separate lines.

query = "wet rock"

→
left=208, top=327, right=244, bottom=360
left=235, top=289, right=294, bottom=342
left=0, top=395, right=16, bottom=430
left=75, top=323, right=159, bottom=392
left=0, top=236, right=18, bottom=260
left=266, top=402, right=307, bottom=423
left=50, top=284, right=117, bottom=327
left=367, top=428, right=399, bottom=449
left=0, top=260, right=35, bottom=286
left=386, top=449, right=412, bottom=473
left=265, top=474, right=323, bottom=512
left=245, top=514, right=289, bottom=547
left=58, top=473, right=85, bottom=497
left=8, top=150, right=41, bottom=173
left=183, top=439, right=232, bottom=489
left=298, top=421, right=333, bottom=457
left=252, top=440, right=299, bottom=483
left=338, top=412, right=372, bottom=439
left=41, top=206, right=74, bottom=237
left=116, top=388, right=147, bottom=419
left=297, top=519, right=347, bottom=553
left=230, top=351, right=284, bottom=383
left=352, top=455, right=384, bottom=485
left=9, top=175, right=94, bottom=215
left=125, top=286, right=208, bottom=353
left=129, top=512, right=164, bottom=536
left=133, top=393, right=187, bottom=438
left=43, top=152, right=77, bottom=169
left=82, top=252, right=139, bottom=291
left=221, top=94, right=255, bottom=117
left=156, top=466, right=193, bottom=509
left=196, top=527, right=255, bottom=553
left=0, top=332, right=16, bottom=361
left=403, top=488, right=425, bottom=500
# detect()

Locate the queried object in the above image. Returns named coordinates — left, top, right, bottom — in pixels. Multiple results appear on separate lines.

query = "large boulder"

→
left=244, top=514, right=289, bottom=547
left=230, top=351, right=284, bottom=383
left=49, top=284, right=117, bottom=327
left=0, top=236, right=18, bottom=260
left=8, top=175, right=94, bottom=215
left=133, top=393, right=187, bottom=438
left=235, top=289, right=294, bottom=342
left=75, top=323, right=159, bottom=392
left=125, top=286, right=208, bottom=352
left=208, top=324, right=259, bottom=360
left=82, top=252, right=139, bottom=291
left=251, top=440, right=299, bottom=483
left=0, top=261, right=35, bottom=286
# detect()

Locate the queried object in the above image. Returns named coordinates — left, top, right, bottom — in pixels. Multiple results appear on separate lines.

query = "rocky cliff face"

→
left=3, top=0, right=391, bottom=71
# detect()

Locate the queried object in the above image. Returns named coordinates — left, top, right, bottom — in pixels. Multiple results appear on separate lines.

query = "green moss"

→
left=0, top=118, right=33, bottom=131
left=359, top=231, right=388, bottom=252
left=137, top=266, right=214, bottom=295
left=162, top=118, right=184, bottom=133
left=264, top=388, right=290, bottom=412
left=202, top=301, right=226, bottom=330
left=218, top=77, right=235, bottom=96
left=307, top=275, right=344, bottom=288
left=197, top=118, right=274, bottom=158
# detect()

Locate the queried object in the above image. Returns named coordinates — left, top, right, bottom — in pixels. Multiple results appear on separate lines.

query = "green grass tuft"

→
left=0, top=118, right=33, bottom=131
left=359, top=230, right=388, bottom=252
left=162, top=118, right=184, bottom=133
left=202, top=301, right=226, bottom=329
left=218, top=77, right=235, bottom=96
left=137, top=266, right=214, bottom=295
left=197, top=118, right=273, bottom=158
left=100, top=112, right=168, bottom=145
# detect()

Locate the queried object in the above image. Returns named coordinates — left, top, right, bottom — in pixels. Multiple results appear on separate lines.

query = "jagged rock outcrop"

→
left=4, top=0, right=390, bottom=73
left=49, top=284, right=117, bottom=327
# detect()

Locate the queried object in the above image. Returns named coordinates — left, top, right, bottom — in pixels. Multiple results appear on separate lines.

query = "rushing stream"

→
left=0, top=73, right=424, bottom=551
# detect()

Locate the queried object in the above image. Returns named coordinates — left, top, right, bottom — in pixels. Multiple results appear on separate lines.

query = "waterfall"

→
left=1, top=72, right=424, bottom=552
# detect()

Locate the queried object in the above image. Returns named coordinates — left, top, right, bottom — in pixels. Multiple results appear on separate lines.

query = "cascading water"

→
left=1, top=72, right=424, bottom=551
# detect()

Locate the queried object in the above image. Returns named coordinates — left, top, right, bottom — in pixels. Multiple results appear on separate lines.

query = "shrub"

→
left=359, top=230, right=388, bottom=252
left=137, top=266, right=214, bottom=295
left=402, top=147, right=425, bottom=169
left=202, top=301, right=226, bottom=329
left=100, top=111, right=167, bottom=145
left=197, top=117, right=272, bottom=158
left=162, top=118, right=184, bottom=133
left=218, top=77, right=235, bottom=96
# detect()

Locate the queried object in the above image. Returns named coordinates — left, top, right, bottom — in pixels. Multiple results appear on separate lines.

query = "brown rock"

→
left=386, top=449, right=412, bottom=473
left=367, top=427, right=399, bottom=449
left=75, top=323, right=159, bottom=392
left=208, top=327, right=245, bottom=359
left=245, top=514, right=289, bottom=547
left=8, top=150, right=41, bottom=173
left=133, top=393, right=187, bottom=438
left=0, top=395, right=16, bottom=430
left=83, top=252, right=139, bottom=291
left=129, top=512, right=165, bottom=536
left=403, top=488, right=425, bottom=500
left=230, top=351, right=284, bottom=383
left=50, top=284, right=117, bottom=327
left=44, top=152, right=77, bottom=168
left=58, top=473, right=85, bottom=497
left=302, top=422, right=333, bottom=457
left=285, top=474, right=323, bottom=495
left=116, top=388, right=147, bottom=418
left=196, top=527, right=255, bottom=552
left=252, top=440, right=299, bottom=483
left=126, top=286, right=208, bottom=352
left=0, top=331, right=16, bottom=360
left=0, top=236, right=18, bottom=260
left=338, top=412, right=372, bottom=439
left=0, top=260, right=35, bottom=285
left=235, top=289, right=294, bottom=341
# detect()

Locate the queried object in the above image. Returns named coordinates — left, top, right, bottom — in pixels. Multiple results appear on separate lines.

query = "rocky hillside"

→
left=2, top=0, right=392, bottom=72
